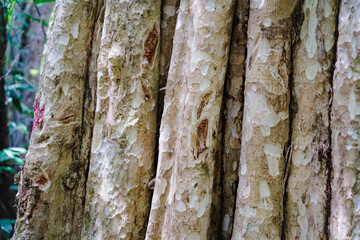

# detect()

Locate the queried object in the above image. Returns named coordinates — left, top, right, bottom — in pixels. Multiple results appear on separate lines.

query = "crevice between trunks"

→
left=324, top=1, right=341, bottom=239
left=280, top=1, right=305, bottom=239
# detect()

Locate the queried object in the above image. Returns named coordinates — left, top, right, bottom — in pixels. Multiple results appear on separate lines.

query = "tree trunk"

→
left=13, top=0, right=360, bottom=239
left=284, top=0, right=338, bottom=239
left=231, top=1, right=300, bottom=239
left=13, top=0, right=99, bottom=239
left=81, top=1, right=161, bottom=239
left=330, top=0, right=360, bottom=239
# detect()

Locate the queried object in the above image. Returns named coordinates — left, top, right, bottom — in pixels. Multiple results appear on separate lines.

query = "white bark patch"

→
left=205, top=0, right=215, bottom=12
left=259, top=181, right=271, bottom=198
left=305, top=61, right=320, bottom=80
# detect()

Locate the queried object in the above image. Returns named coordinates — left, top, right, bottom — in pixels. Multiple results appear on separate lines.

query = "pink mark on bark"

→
left=32, top=99, right=44, bottom=130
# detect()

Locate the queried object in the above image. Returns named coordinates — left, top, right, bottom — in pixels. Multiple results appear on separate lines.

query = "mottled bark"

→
left=81, top=1, right=161, bottom=239
left=284, top=0, right=338, bottom=239
left=146, top=1, right=234, bottom=239
left=232, top=1, right=300, bottom=239
left=220, top=1, right=249, bottom=239
left=12, top=0, right=99, bottom=239
left=330, top=0, right=360, bottom=239
left=11, top=0, right=360, bottom=239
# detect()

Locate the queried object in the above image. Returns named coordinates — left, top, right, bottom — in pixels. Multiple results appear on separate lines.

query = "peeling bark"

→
left=220, top=1, right=249, bottom=239
left=284, top=0, right=338, bottom=239
left=12, top=0, right=99, bottom=239
left=81, top=1, right=161, bottom=239
left=330, top=0, right=360, bottom=239
left=232, top=1, right=299, bottom=239
left=146, top=1, right=234, bottom=239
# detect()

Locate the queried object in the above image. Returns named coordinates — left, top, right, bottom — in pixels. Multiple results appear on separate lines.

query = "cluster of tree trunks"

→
left=12, top=0, right=360, bottom=239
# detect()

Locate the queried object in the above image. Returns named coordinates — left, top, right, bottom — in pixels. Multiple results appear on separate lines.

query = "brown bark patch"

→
left=35, top=174, right=48, bottom=186
left=196, top=119, right=208, bottom=158
left=141, top=82, right=151, bottom=100
left=197, top=93, right=211, bottom=119
left=144, top=25, right=158, bottom=65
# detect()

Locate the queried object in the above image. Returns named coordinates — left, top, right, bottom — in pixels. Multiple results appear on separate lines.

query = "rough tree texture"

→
left=12, top=0, right=360, bottom=239
left=284, top=0, right=338, bottom=239
left=220, top=1, right=249, bottom=239
left=146, top=1, right=234, bottom=239
left=330, top=0, right=360, bottom=239
left=12, top=0, right=99, bottom=239
left=81, top=1, right=161, bottom=239
left=232, top=1, right=299, bottom=239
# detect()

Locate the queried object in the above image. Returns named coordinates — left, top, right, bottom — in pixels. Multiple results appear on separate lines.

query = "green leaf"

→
left=9, top=147, right=27, bottom=154
left=3, top=149, right=15, bottom=159
left=21, top=13, right=49, bottom=27
left=13, top=156, right=24, bottom=166
left=35, top=0, right=56, bottom=4
left=30, top=69, right=39, bottom=76
left=0, top=151, right=12, bottom=162
left=0, top=218, right=15, bottom=236
left=0, top=166, right=17, bottom=173
left=9, top=185, right=18, bottom=191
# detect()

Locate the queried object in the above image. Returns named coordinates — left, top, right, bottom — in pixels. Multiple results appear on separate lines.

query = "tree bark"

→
left=13, top=0, right=99, bottom=239
left=11, top=0, right=360, bottom=239
left=232, top=1, right=300, bottom=239
left=146, top=1, right=234, bottom=239
left=330, top=0, right=360, bottom=239
left=81, top=1, right=161, bottom=239
left=284, top=0, right=338, bottom=239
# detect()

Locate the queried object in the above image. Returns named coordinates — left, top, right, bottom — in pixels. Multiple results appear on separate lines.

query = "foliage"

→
left=0, top=219, right=16, bottom=238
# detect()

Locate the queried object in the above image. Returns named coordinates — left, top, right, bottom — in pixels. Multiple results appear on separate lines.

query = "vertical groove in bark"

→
left=330, top=0, right=360, bottom=239
left=324, top=2, right=340, bottom=239
left=232, top=1, right=299, bottom=239
left=145, top=1, right=235, bottom=239
left=12, top=0, right=99, bottom=239
left=283, top=0, right=338, bottom=239
left=157, top=0, right=180, bottom=128
left=81, top=1, right=161, bottom=239
left=78, top=0, right=105, bottom=234
left=219, top=0, right=249, bottom=239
